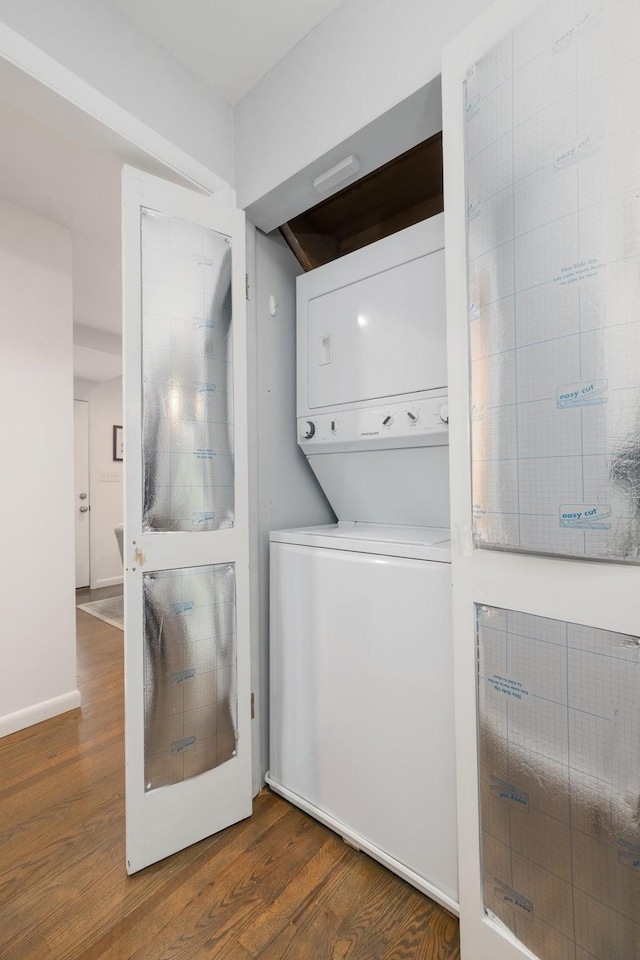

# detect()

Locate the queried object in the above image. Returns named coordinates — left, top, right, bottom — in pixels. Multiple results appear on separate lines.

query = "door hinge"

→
left=245, top=273, right=250, bottom=300
left=250, top=692, right=255, bottom=720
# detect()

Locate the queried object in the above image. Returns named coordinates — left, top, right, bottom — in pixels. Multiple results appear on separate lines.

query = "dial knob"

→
left=439, top=404, right=449, bottom=424
left=302, top=420, right=315, bottom=439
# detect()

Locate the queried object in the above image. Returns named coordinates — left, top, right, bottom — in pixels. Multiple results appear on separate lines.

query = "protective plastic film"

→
left=466, top=0, right=640, bottom=561
left=478, top=605, right=640, bottom=958
left=141, top=208, right=234, bottom=532
left=143, top=564, right=237, bottom=790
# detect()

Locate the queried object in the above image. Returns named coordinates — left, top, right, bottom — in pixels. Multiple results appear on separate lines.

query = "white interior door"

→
left=122, top=166, right=252, bottom=874
left=74, top=399, right=90, bottom=589
left=445, top=0, right=640, bottom=958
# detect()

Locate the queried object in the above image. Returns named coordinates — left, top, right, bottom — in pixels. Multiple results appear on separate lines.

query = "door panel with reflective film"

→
left=141, top=208, right=235, bottom=534
left=143, top=563, right=237, bottom=791
left=123, top=168, right=250, bottom=875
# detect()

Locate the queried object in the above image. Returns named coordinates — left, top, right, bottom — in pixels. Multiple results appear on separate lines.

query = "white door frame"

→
left=443, top=1, right=640, bottom=958
left=73, top=398, right=91, bottom=588
left=0, top=20, right=231, bottom=200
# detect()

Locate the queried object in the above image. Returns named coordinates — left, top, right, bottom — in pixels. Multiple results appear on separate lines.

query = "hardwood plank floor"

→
left=0, top=599, right=460, bottom=959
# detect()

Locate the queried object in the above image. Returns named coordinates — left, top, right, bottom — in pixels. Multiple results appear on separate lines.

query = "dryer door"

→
left=306, top=246, right=447, bottom=409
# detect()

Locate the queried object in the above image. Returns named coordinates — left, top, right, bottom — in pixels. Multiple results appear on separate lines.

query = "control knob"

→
left=439, top=404, right=449, bottom=424
left=302, top=420, right=316, bottom=439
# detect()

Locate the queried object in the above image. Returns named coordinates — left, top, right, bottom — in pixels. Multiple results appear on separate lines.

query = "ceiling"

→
left=110, top=0, right=344, bottom=104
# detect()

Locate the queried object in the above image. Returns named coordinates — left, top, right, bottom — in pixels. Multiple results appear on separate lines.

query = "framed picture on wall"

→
left=113, top=425, right=123, bottom=462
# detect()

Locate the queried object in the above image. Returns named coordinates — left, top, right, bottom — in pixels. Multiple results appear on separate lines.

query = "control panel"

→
left=298, top=395, right=449, bottom=452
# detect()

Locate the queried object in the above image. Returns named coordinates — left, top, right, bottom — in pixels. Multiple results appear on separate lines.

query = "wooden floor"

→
left=0, top=594, right=460, bottom=960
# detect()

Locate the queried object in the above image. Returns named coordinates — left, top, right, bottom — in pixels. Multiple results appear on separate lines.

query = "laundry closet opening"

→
left=279, top=131, right=443, bottom=271
left=248, top=110, right=458, bottom=913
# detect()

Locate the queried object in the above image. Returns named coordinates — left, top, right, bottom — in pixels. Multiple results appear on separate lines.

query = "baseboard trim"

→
left=92, top=575, right=124, bottom=590
left=0, top=690, right=82, bottom=738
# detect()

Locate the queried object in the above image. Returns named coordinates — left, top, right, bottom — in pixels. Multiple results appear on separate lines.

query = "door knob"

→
left=79, top=505, right=89, bottom=513
left=79, top=492, right=87, bottom=500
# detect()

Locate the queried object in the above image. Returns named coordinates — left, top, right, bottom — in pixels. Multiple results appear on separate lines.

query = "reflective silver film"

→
left=478, top=604, right=640, bottom=958
left=143, top=564, right=238, bottom=790
left=465, top=0, right=640, bottom=561
left=141, top=208, right=234, bottom=532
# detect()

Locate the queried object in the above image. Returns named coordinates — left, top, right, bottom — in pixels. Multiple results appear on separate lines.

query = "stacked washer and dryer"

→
left=267, top=213, right=458, bottom=913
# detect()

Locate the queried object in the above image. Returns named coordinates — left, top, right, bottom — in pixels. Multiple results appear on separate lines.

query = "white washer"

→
left=267, top=523, right=459, bottom=913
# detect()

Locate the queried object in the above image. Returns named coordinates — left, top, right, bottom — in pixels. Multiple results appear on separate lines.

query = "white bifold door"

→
left=122, top=167, right=252, bottom=873
left=445, top=1, right=640, bottom=959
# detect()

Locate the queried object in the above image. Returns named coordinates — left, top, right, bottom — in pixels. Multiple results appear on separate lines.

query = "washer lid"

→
left=269, top=522, right=451, bottom=562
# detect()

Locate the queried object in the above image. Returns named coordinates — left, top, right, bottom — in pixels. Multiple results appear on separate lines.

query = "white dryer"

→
left=296, top=214, right=450, bottom=529
left=267, top=214, right=458, bottom=911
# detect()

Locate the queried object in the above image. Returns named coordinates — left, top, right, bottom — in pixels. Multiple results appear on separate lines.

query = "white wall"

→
left=247, top=227, right=335, bottom=787
left=0, top=0, right=234, bottom=183
left=73, top=325, right=122, bottom=380
left=0, top=197, right=80, bottom=736
left=87, top=376, right=124, bottom=589
left=234, top=0, right=494, bottom=212
left=73, top=377, right=95, bottom=402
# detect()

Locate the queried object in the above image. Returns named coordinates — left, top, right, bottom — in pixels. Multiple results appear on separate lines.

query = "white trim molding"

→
left=0, top=20, right=230, bottom=197
left=0, top=690, right=82, bottom=739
